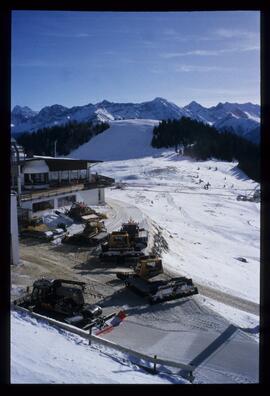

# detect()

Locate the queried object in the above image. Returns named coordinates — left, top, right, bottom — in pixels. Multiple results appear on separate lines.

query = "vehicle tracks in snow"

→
left=107, top=197, right=259, bottom=317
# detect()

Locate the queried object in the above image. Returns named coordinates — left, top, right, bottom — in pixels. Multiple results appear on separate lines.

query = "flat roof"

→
left=20, top=156, right=102, bottom=171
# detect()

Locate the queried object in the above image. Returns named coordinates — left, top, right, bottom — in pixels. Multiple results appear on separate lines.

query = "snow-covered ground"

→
left=11, top=310, right=186, bottom=384
left=93, top=152, right=259, bottom=306
left=70, top=119, right=161, bottom=161
left=198, top=296, right=259, bottom=342
left=70, top=119, right=260, bottom=323
left=13, top=119, right=259, bottom=384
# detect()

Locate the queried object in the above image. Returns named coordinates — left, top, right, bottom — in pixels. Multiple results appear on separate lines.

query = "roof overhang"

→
left=20, top=156, right=103, bottom=172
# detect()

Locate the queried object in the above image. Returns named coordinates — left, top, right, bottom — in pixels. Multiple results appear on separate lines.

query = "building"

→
left=11, top=139, right=114, bottom=220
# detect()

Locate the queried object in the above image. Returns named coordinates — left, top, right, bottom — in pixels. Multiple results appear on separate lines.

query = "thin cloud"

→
left=41, top=32, right=93, bottom=38
left=215, top=28, right=258, bottom=39
left=161, top=50, right=220, bottom=58
left=175, top=64, right=234, bottom=73
left=161, top=45, right=259, bottom=58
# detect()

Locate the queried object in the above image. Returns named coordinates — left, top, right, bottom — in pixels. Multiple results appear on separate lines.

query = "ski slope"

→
left=70, top=119, right=259, bottom=305
left=70, top=119, right=162, bottom=161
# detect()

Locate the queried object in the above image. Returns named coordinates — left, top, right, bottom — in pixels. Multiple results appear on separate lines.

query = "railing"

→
left=12, top=305, right=195, bottom=382
left=20, top=184, right=86, bottom=201
left=20, top=175, right=115, bottom=202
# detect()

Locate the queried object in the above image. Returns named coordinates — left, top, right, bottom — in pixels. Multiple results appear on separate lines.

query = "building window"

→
left=32, top=200, right=54, bottom=212
left=98, top=189, right=101, bottom=202
left=25, top=173, right=49, bottom=185
left=57, top=195, right=76, bottom=208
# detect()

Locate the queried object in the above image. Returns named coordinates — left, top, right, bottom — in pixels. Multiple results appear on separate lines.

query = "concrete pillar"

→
left=10, top=194, right=19, bottom=265
left=17, top=165, right=21, bottom=195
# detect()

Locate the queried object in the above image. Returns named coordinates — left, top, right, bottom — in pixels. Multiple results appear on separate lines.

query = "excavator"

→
left=99, top=219, right=148, bottom=262
left=13, top=278, right=115, bottom=330
left=116, top=255, right=198, bottom=304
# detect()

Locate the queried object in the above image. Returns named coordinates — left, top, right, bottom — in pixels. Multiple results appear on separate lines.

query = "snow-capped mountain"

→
left=11, top=98, right=260, bottom=142
left=11, top=105, right=38, bottom=127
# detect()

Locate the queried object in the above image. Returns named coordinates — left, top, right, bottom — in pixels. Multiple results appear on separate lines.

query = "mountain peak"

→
left=185, top=101, right=203, bottom=110
left=98, top=99, right=112, bottom=106
left=12, top=105, right=35, bottom=114
left=152, top=97, right=168, bottom=102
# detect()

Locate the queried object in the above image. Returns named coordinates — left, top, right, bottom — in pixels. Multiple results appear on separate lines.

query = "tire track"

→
left=106, top=197, right=259, bottom=316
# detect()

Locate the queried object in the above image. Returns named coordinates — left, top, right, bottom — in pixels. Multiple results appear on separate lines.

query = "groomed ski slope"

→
left=11, top=310, right=186, bottom=384
left=70, top=119, right=161, bottom=161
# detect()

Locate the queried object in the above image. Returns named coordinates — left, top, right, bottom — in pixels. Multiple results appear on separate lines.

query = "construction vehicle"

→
left=115, top=255, right=163, bottom=279
left=120, top=219, right=148, bottom=250
left=99, top=219, right=148, bottom=262
left=116, top=256, right=198, bottom=304
left=67, top=202, right=96, bottom=222
left=13, top=278, right=115, bottom=330
left=63, top=220, right=108, bottom=247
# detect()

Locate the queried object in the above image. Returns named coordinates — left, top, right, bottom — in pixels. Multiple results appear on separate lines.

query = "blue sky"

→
left=11, top=11, right=260, bottom=111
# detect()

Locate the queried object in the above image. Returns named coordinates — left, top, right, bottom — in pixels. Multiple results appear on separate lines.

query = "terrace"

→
left=19, top=156, right=114, bottom=202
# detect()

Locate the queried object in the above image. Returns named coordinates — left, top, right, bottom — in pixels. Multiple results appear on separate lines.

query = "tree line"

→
left=16, top=121, right=109, bottom=157
left=151, top=117, right=260, bottom=182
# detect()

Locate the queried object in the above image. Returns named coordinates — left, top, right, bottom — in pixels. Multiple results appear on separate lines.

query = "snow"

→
left=69, top=119, right=259, bottom=307
left=12, top=117, right=260, bottom=384
left=42, top=212, right=73, bottom=229
left=11, top=310, right=186, bottom=384
left=197, top=296, right=259, bottom=342
left=70, top=119, right=162, bottom=161
left=11, top=99, right=260, bottom=143
left=89, top=150, right=259, bottom=307
left=243, top=111, right=260, bottom=123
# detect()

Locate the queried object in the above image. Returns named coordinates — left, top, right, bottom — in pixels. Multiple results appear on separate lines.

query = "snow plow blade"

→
left=117, top=273, right=198, bottom=304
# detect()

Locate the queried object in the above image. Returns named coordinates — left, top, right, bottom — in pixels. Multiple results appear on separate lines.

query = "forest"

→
left=151, top=117, right=260, bottom=182
left=16, top=121, right=109, bottom=157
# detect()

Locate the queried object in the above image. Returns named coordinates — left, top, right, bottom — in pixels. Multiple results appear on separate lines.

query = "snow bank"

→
left=11, top=311, right=185, bottom=384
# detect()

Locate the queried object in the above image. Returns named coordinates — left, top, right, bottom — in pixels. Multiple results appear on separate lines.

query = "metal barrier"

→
left=12, top=305, right=194, bottom=381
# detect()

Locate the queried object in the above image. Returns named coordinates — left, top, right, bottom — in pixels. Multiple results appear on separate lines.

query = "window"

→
left=57, top=195, right=76, bottom=207
left=24, top=173, right=49, bottom=185
left=32, top=200, right=54, bottom=212
left=98, top=189, right=101, bottom=202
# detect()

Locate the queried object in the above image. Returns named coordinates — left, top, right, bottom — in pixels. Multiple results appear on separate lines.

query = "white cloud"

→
left=215, top=28, right=259, bottom=39
left=161, top=45, right=259, bottom=58
left=175, top=64, right=234, bottom=72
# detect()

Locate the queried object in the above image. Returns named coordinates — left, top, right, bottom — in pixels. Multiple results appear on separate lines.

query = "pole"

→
left=153, top=355, right=157, bottom=374
left=89, top=326, right=92, bottom=345
left=54, top=140, right=57, bottom=157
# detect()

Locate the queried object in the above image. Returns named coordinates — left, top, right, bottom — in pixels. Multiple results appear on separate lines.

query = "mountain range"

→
left=11, top=97, right=260, bottom=143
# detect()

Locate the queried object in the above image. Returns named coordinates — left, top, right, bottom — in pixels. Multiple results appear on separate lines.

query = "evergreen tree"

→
left=151, top=117, right=260, bottom=182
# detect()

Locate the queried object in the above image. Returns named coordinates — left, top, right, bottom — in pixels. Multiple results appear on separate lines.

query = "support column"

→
left=11, top=194, right=19, bottom=265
